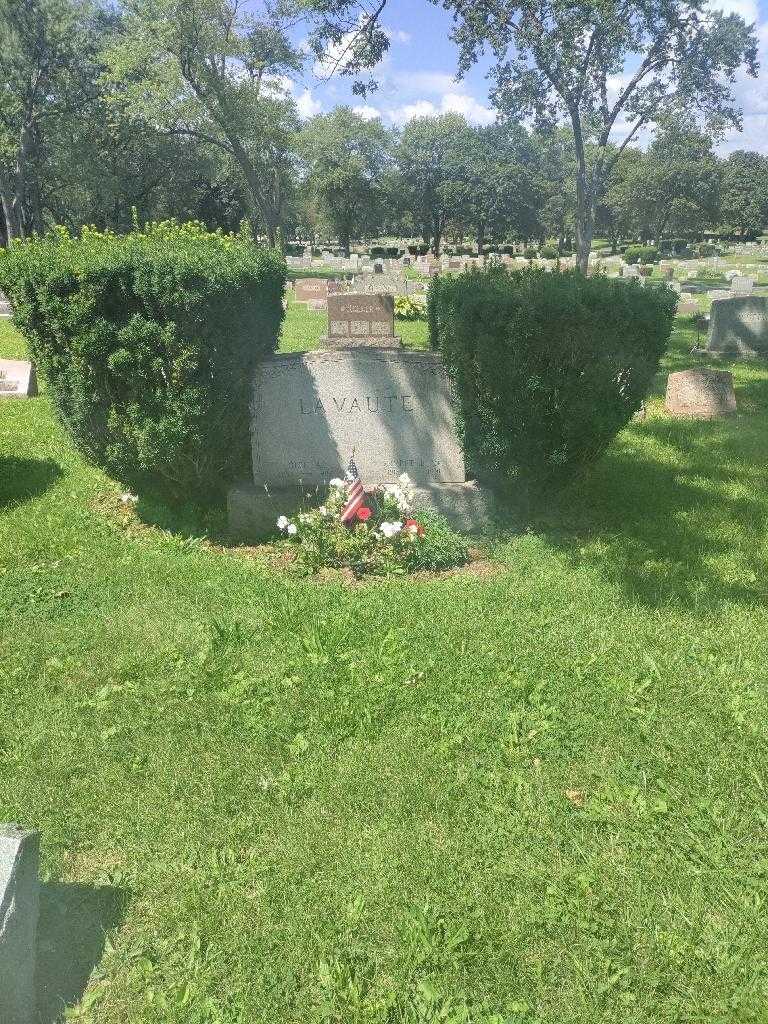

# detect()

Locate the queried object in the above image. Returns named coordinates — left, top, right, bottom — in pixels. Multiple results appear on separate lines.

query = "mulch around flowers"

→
left=95, top=493, right=501, bottom=584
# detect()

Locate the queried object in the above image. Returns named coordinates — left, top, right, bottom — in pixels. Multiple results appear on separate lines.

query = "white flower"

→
left=319, top=506, right=328, bottom=516
left=329, top=478, right=345, bottom=489
left=398, top=473, right=413, bottom=488
left=277, top=515, right=289, bottom=530
left=286, top=523, right=298, bottom=536
left=120, top=492, right=138, bottom=504
left=379, top=521, right=403, bottom=539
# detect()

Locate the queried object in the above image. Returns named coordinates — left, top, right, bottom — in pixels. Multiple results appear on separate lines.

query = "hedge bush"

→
left=540, top=243, right=560, bottom=259
left=427, top=266, right=676, bottom=497
left=0, top=221, right=286, bottom=503
left=624, top=244, right=660, bottom=265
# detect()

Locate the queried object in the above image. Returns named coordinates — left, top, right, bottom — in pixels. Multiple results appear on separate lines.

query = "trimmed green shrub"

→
left=523, top=247, right=538, bottom=260
left=540, top=243, right=560, bottom=259
left=697, top=242, right=717, bottom=257
left=624, top=244, right=660, bottom=265
left=427, top=266, right=676, bottom=496
left=0, top=221, right=286, bottom=503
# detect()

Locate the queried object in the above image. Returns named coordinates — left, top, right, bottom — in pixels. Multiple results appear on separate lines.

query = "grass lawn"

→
left=2, top=308, right=768, bottom=1023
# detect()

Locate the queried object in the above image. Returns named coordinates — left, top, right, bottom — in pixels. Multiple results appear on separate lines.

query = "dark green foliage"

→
left=523, top=246, right=538, bottom=259
left=427, top=266, right=676, bottom=495
left=540, top=243, right=560, bottom=259
left=624, top=244, right=660, bottom=264
left=698, top=242, right=718, bottom=256
left=0, top=221, right=285, bottom=502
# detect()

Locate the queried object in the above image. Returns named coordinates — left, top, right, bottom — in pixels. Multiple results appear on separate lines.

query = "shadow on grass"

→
left=35, top=881, right=127, bottom=1023
left=525, top=411, right=768, bottom=609
left=0, top=457, right=62, bottom=510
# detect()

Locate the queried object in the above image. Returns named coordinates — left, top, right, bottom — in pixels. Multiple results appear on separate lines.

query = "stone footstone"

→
left=665, top=368, right=737, bottom=419
left=0, top=359, right=38, bottom=398
left=228, top=479, right=496, bottom=538
left=0, top=825, right=40, bottom=1024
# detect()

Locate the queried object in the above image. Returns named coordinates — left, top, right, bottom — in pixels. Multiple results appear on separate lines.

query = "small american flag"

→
left=340, top=457, right=365, bottom=525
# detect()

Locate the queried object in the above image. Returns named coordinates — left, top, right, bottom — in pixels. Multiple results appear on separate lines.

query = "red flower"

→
left=356, top=506, right=372, bottom=522
left=404, top=518, right=425, bottom=537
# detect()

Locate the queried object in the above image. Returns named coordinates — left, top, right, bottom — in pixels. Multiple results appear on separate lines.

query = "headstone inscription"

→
left=665, top=368, right=737, bottom=419
left=0, top=825, right=40, bottom=1024
left=322, top=292, right=401, bottom=349
left=0, top=359, right=37, bottom=398
left=249, top=349, right=465, bottom=488
left=708, top=296, right=768, bottom=358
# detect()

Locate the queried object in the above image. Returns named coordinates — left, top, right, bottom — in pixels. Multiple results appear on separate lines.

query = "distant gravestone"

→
left=322, top=292, right=400, bottom=349
left=294, top=278, right=330, bottom=307
left=0, top=291, right=10, bottom=317
left=353, top=272, right=409, bottom=296
left=665, top=368, right=737, bottom=419
left=730, top=275, right=754, bottom=295
left=708, top=296, right=768, bottom=358
left=0, top=825, right=40, bottom=1024
left=0, top=359, right=37, bottom=398
left=622, top=265, right=641, bottom=278
left=373, top=259, right=384, bottom=274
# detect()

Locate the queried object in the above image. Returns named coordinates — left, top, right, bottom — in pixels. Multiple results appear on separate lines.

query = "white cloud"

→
left=441, top=92, right=495, bottom=125
left=387, top=92, right=495, bottom=126
left=387, top=29, right=412, bottom=44
left=392, top=70, right=459, bottom=94
left=708, top=0, right=759, bottom=23
left=389, top=99, right=439, bottom=123
left=296, top=89, right=323, bottom=119
left=353, top=104, right=383, bottom=120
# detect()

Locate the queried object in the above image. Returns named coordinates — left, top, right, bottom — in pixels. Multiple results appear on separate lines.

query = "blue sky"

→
left=285, top=0, right=768, bottom=153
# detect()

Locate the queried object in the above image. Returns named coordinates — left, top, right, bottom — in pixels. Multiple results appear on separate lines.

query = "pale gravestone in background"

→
left=708, top=296, right=768, bottom=358
left=0, top=291, right=10, bottom=317
left=323, top=292, right=400, bottom=349
left=730, top=276, right=754, bottom=295
left=0, top=359, right=37, bottom=398
left=250, top=349, right=464, bottom=487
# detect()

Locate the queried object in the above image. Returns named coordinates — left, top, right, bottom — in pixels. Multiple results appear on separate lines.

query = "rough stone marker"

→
left=665, top=368, right=737, bottom=419
left=322, top=292, right=401, bottom=349
left=0, top=359, right=38, bottom=399
left=0, top=825, right=40, bottom=1024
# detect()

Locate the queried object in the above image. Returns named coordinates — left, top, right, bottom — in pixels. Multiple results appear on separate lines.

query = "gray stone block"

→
left=707, top=295, right=768, bottom=359
left=0, top=825, right=40, bottom=1024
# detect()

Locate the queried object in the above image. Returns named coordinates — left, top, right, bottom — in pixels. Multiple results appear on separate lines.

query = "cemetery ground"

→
left=1, top=306, right=768, bottom=1023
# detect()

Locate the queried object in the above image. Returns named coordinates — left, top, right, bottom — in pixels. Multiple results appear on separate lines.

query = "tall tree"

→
left=437, top=0, right=759, bottom=270
left=397, top=112, right=476, bottom=255
left=103, top=0, right=390, bottom=247
left=632, top=120, right=721, bottom=241
left=0, top=0, right=101, bottom=240
left=298, top=107, right=392, bottom=255
left=720, top=150, right=768, bottom=239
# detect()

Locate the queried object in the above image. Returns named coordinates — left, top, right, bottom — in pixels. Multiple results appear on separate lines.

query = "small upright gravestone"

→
left=665, top=368, right=737, bottom=419
left=0, top=825, right=40, bottom=1024
left=708, top=295, right=768, bottom=359
left=322, top=293, right=400, bottom=349
left=294, top=278, right=330, bottom=308
left=730, top=276, right=754, bottom=295
left=0, top=359, right=38, bottom=398
left=0, top=291, right=10, bottom=317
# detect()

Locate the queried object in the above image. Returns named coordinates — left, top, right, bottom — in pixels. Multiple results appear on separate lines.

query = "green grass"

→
left=2, top=309, right=768, bottom=1023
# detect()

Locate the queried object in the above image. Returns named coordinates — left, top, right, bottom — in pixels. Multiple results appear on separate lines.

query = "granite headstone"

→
left=0, top=359, right=37, bottom=398
left=708, top=296, right=768, bottom=358
left=0, top=825, right=40, bottom=1024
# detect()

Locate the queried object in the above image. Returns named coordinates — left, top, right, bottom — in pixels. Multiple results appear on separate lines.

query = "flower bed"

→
left=276, top=474, right=469, bottom=576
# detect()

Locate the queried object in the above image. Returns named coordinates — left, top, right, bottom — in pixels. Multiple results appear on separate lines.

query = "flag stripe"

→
left=340, top=479, right=364, bottom=524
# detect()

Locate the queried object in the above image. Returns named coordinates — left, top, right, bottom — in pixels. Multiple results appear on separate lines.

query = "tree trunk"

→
left=432, top=214, right=442, bottom=257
